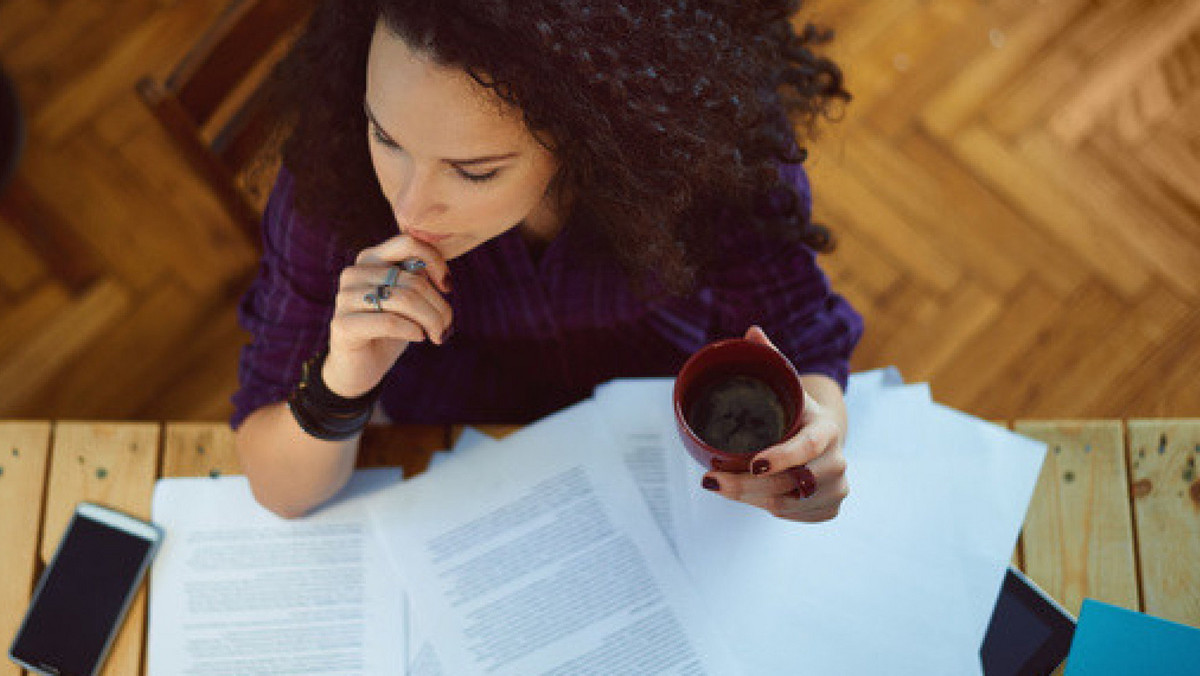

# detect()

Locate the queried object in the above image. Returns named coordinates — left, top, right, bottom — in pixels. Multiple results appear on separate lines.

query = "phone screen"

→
left=10, top=513, right=155, bottom=676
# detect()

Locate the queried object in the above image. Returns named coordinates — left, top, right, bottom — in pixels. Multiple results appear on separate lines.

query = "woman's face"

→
left=364, top=20, right=561, bottom=260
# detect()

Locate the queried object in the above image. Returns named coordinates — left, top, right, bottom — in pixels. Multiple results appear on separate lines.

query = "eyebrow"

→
left=363, top=100, right=520, bottom=167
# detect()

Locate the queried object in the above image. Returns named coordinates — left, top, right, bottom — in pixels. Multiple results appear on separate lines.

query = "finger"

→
left=355, top=234, right=451, bottom=293
left=702, top=468, right=798, bottom=501
left=784, top=465, right=817, bottom=499
left=774, top=503, right=842, bottom=523
left=702, top=472, right=849, bottom=520
left=338, top=263, right=415, bottom=290
left=803, top=441, right=848, bottom=480
left=708, top=458, right=838, bottom=502
left=704, top=481, right=829, bottom=518
left=339, top=266, right=453, bottom=329
left=748, top=418, right=840, bottom=477
left=776, top=476, right=850, bottom=517
left=339, top=280, right=451, bottom=344
left=743, top=324, right=778, bottom=351
left=332, top=308, right=428, bottom=345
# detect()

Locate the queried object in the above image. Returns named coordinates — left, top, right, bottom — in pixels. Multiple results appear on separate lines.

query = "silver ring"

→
left=363, top=292, right=383, bottom=312
left=383, top=265, right=401, bottom=287
left=399, top=257, right=426, bottom=274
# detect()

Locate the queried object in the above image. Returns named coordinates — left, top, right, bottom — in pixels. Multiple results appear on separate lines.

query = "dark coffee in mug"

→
left=686, top=375, right=788, bottom=454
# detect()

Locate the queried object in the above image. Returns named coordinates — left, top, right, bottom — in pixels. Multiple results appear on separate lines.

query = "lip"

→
left=405, top=227, right=455, bottom=244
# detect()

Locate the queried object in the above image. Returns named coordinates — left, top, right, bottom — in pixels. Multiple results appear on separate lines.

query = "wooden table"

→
left=1, top=419, right=1197, bottom=675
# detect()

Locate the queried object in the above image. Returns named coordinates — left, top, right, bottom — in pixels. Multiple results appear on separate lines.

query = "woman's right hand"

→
left=321, top=234, right=454, bottom=398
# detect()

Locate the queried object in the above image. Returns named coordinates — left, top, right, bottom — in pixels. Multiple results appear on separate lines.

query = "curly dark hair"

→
left=271, top=0, right=850, bottom=295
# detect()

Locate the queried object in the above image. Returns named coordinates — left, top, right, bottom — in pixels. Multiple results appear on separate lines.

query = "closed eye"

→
left=458, top=168, right=500, bottom=182
left=369, top=122, right=500, bottom=183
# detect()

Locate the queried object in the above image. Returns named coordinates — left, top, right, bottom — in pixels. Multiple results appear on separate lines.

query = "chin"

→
left=439, top=238, right=475, bottom=261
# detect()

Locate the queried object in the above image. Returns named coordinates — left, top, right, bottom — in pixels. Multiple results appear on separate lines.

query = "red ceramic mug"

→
left=673, top=338, right=805, bottom=472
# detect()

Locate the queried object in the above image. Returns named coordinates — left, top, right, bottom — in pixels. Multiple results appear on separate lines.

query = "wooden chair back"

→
left=136, top=0, right=315, bottom=247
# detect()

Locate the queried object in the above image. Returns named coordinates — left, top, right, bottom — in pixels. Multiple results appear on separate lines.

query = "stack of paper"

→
left=148, top=369, right=1046, bottom=675
left=593, top=373, right=1045, bottom=674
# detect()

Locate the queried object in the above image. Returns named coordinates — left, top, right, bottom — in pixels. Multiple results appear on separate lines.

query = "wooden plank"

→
left=0, top=279, right=132, bottom=414
left=895, top=131, right=1089, bottom=298
left=448, top=424, right=522, bottom=447
left=1139, top=121, right=1200, bottom=212
left=1014, top=421, right=1139, bottom=616
left=0, top=0, right=154, bottom=112
left=133, top=301, right=247, bottom=422
left=0, top=218, right=48, bottom=295
left=36, top=280, right=212, bottom=417
left=0, top=0, right=51, bottom=52
left=920, top=0, right=1091, bottom=138
left=0, top=172, right=104, bottom=294
left=1085, top=127, right=1200, bottom=254
left=59, top=134, right=256, bottom=297
left=1106, top=310, right=1200, bottom=418
left=10, top=142, right=162, bottom=292
left=357, top=425, right=450, bottom=479
left=1017, top=130, right=1200, bottom=297
left=162, top=422, right=239, bottom=478
left=854, top=0, right=980, bottom=137
left=948, top=126, right=1151, bottom=298
left=985, top=46, right=1081, bottom=141
left=806, top=159, right=963, bottom=293
left=873, top=280, right=1001, bottom=382
left=816, top=0, right=922, bottom=60
left=1127, top=419, right=1200, bottom=627
left=1016, top=284, right=1191, bottom=418
left=163, top=423, right=451, bottom=476
left=0, top=422, right=51, bottom=676
left=837, top=132, right=1024, bottom=293
left=41, top=422, right=160, bottom=676
left=928, top=280, right=1062, bottom=416
left=0, top=281, right=69, bottom=361
left=27, top=0, right=227, bottom=144
left=1048, top=0, right=1200, bottom=146
left=849, top=279, right=941, bottom=375
left=1111, top=63, right=1176, bottom=145
left=809, top=213, right=902, bottom=303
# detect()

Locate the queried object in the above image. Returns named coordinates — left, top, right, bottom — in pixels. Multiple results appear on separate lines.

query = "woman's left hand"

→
left=700, top=326, right=850, bottom=523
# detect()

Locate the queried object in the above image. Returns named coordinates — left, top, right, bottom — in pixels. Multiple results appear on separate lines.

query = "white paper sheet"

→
left=148, top=470, right=406, bottom=675
left=593, top=378, right=685, bottom=553
left=368, top=401, right=743, bottom=675
left=399, top=429, right=506, bottom=676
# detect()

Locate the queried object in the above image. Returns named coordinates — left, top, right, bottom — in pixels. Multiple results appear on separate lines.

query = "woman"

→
left=233, top=0, right=863, bottom=521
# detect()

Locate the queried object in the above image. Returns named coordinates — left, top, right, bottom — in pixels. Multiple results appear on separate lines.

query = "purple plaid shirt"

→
left=231, top=164, right=863, bottom=427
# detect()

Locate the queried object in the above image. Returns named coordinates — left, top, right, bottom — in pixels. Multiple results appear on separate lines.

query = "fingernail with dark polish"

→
left=443, top=272, right=453, bottom=293
left=702, top=476, right=720, bottom=491
left=751, top=459, right=770, bottom=475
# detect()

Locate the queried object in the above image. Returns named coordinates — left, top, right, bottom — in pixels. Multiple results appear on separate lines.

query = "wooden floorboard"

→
left=0, top=0, right=1196, bottom=422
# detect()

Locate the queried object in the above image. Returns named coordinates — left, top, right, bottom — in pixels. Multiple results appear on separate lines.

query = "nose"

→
left=390, top=167, right=445, bottom=229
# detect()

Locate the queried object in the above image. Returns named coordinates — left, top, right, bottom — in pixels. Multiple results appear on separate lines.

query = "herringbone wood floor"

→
left=0, top=0, right=1197, bottom=422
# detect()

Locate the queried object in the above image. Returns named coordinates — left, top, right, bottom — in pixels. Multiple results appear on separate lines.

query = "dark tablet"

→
left=981, top=567, right=1077, bottom=676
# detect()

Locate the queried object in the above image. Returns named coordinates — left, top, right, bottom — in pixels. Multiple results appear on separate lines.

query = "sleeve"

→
left=707, top=161, right=864, bottom=390
left=229, top=169, right=354, bottom=429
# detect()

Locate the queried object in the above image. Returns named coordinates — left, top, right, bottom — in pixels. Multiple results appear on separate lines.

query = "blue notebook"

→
left=1063, top=599, right=1200, bottom=675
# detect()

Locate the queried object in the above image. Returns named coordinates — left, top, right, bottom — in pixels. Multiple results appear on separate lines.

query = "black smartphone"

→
left=981, top=566, right=1077, bottom=676
left=9, top=502, right=163, bottom=676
